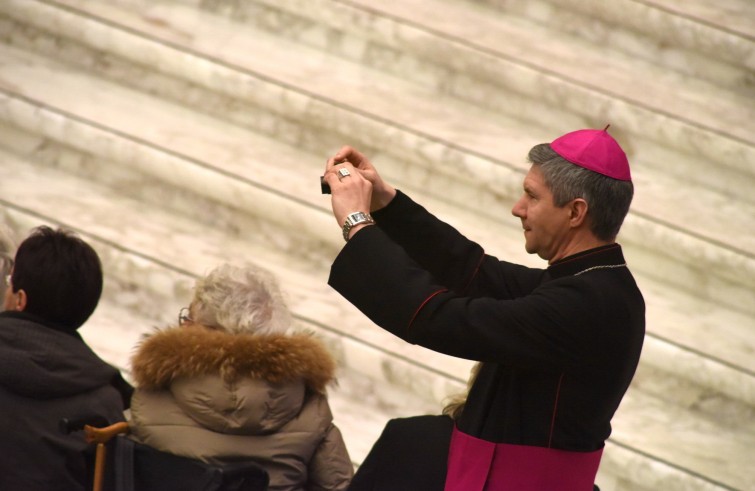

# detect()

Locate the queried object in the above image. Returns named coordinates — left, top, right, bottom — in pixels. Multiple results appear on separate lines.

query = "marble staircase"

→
left=0, top=0, right=753, bottom=489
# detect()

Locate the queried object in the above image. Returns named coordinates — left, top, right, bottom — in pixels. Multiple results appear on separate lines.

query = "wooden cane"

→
left=84, top=422, right=130, bottom=491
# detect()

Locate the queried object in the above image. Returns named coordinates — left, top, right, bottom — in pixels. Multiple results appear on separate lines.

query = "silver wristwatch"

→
left=342, top=211, right=374, bottom=242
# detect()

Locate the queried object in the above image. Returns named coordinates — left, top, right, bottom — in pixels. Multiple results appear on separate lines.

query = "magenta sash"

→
left=444, top=426, right=603, bottom=491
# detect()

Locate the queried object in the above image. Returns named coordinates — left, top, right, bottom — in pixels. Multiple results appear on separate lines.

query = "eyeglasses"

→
left=178, top=307, right=192, bottom=325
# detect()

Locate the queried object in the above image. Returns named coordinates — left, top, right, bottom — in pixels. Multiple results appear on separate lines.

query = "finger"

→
left=326, top=159, right=352, bottom=178
left=325, top=147, right=346, bottom=173
left=324, top=160, right=346, bottom=180
left=325, top=163, right=348, bottom=184
left=325, top=160, right=346, bottom=178
left=323, top=166, right=349, bottom=199
left=325, top=156, right=338, bottom=173
left=333, top=146, right=354, bottom=163
left=323, top=169, right=341, bottom=191
left=335, top=146, right=366, bottom=170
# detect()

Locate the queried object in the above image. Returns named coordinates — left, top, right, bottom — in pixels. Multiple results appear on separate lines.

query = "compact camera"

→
left=320, top=175, right=331, bottom=194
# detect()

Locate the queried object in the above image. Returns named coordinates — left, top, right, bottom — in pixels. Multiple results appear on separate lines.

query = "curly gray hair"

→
left=190, top=263, right=291, bottom=335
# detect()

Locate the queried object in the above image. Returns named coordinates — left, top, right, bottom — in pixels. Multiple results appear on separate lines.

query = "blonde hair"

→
left=442, top=362, right=482, bottom=420
left=190, top=263, right=291, bottom=335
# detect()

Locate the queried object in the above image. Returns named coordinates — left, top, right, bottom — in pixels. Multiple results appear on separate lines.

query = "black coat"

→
left=329, top=191, right=645, bottom=452
left=349, top=415, right=453, bottom=491
left=0, top=311, right=130, bottom=491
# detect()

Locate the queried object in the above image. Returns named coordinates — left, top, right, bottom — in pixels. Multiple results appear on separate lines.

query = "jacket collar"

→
left=131, top=326, right=337, bottom=394
left=0, top=311, right=81, bottom=339
left=546, top=243, right=626, bottom=279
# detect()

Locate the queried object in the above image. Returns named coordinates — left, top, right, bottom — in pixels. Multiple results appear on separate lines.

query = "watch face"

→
left=343, top=212, right=373, bottom=241
left=348, top=212, right=365, bottom=223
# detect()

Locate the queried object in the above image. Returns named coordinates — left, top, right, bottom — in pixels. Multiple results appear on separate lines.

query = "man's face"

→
left=511, top=165, right=572, bottom=262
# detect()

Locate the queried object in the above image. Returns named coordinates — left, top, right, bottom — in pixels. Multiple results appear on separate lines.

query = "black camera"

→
left=320, top=176, right=330, bottom=194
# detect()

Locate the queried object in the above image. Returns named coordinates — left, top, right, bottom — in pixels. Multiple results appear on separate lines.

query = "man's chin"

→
left=523, top=241, right=537, bottom=255
left=524, top=244, right=551, bottom=261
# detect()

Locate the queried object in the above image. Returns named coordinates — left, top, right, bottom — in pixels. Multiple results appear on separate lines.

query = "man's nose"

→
left=511, top=198, right=524, bottom=218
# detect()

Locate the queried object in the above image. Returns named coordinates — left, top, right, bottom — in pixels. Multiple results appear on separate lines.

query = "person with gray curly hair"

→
left=128, top=263, right=353, bottom=491
left=190, top=263, right=291, bottom=336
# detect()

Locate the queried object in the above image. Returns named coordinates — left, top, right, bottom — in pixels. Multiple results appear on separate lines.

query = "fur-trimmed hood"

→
left=131, top=325, right=337, bottom=394
left=128, top=325, right=353, bottom=489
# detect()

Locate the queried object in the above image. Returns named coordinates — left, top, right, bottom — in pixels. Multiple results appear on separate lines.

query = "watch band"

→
left=342, top=211, right=374, bottom=242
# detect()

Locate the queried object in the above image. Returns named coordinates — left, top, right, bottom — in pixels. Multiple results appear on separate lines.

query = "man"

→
left=323, top=128, right=645, bottom=490
left=0, top=226, right=132, bottom=491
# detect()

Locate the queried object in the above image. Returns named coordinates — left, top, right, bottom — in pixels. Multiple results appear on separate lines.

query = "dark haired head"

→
left=10, top=226, right=103, bottom=330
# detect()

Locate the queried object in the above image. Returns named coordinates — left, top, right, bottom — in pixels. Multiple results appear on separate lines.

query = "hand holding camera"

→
left=321, top=147, right=397, bottom=212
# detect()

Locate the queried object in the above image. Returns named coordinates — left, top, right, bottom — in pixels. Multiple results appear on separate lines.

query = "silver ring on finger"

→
left=337, top=168, right=351, bottom=180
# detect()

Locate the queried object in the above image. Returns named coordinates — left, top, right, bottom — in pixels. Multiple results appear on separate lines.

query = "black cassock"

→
left=329, top=191, right=645, bottom=488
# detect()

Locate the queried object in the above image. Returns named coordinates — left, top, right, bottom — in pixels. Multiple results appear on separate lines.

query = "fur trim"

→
left=131, top=326, right=337, bottom=393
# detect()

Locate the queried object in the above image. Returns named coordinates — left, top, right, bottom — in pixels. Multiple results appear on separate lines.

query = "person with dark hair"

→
left=323, top=128, right=645, bottom=490
left=7, top=225, right=104, bottom=327
left=0, top=226, right=132, bottom=491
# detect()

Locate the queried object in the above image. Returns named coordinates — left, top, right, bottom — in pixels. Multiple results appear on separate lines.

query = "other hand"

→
left=326, top=146, right=396, bottom=212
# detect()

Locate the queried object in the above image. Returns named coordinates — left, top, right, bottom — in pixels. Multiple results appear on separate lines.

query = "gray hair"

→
left=190, top=263, right=291, bottom=335
left=528, top=144, right=634, bottom=241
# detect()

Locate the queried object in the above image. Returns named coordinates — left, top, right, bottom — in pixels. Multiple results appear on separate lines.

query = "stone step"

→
left=172, top=0, right=755, bottom=188
left=1, top=145, right=750, bottom=489
left=3, top=0, right=754, bottom=206
left=1, top=80, right=753, bottom=403
left=478, top=0, right=755, bottom=94
left=1, top=0, right=753, bottom=318
left=596, top=439, right=740, bottom=491
left=0, top=0, right=753, bottom=487
left=17, top=78, right=739, bottom=418
left=4, top=105, right=752, bottom=427
left=0, top=12, right=752, bottom=371
left=0, top=46, right=752, bottom=395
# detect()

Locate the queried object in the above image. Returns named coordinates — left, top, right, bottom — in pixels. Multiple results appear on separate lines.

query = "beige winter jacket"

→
left=128, top=325, right=353, bottom=491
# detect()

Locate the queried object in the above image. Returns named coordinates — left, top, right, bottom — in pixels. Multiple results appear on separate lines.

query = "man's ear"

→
left=14, top=289, right=27, bottom=311
left=569, top=198, right=589, bottom=228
